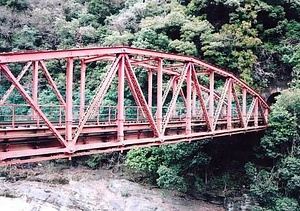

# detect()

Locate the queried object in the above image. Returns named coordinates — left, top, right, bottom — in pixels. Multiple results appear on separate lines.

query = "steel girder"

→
left=0, top=47, right=270, bottom=166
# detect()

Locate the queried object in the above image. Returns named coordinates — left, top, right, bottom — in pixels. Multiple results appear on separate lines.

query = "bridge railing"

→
left=0, top=101, right=260, bottom=130
left=0, top=104, right=226, bottom=128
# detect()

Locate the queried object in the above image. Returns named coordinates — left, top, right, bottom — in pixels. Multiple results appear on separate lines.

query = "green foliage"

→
left=156, top=166, right=187, bottom=192
left=249, top=169, right=279, bottom=206
left=202, top=21, right=261, bottom=84
left=272, top=197, right=299, bottom=211
left=125, top=142, right=209, bottom=190
left=12, top=25, right=40, bottom=50
left=168, top=39, right=197, bottom=55
left=87, top=0, right=126, bottom=25
left=260, top=89, right=300, bottom=160
left=248, top=88, right=300, bottom=209
left=125, top=147, right=164, bottom=176
left=6, top=0, right=28, bottom=11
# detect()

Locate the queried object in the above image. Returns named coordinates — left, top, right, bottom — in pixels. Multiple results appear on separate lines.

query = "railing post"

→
left=12, top=105, right=15, bottom=129
left=59, top=105, right=62, bottom=126
left=192, top=85, right=196, bottom=117
left=108, top=106, right=111, bottom=124
left=97, top=106, right=100, bottom=125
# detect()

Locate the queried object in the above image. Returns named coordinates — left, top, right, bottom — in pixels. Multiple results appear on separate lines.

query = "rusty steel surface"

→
left=0, top=47, right=270, bottom=166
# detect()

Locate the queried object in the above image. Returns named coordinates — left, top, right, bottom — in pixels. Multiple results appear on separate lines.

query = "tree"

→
left=202, top=21, right=261, bottom=84
left=248, top=88, right=300, bottom=209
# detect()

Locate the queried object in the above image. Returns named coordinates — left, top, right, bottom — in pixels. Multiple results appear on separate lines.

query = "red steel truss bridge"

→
left=0, top=47, right=270, bottom=166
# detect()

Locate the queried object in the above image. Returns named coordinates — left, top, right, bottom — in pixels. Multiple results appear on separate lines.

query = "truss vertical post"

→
left=148, top=70, right=153, bottom=110
left=161, top=63, right=189, bottom=134
left=192, top=85, right=196, bottom=117
left=209, top=72, right=214, bottom=128
left=156, top=59, right=163, bottom=133
left=66, top=58, right=73, bottom=143
left=124, top=55, right=159, bottom=137
left=254, top=98, right=258, bottom=127
left=191, top=66, right=211, bottom=130
left=80, top=60, right=86, bottom=120
left=186, top=64, right=192, bottom=134
left=118, top=55, right=125, bottom=142
left=172, top=79, right=177, bottom=117
left=264, top=107, right=269, bottom=124
left=242, top=88, right=247, bottom=121
left=32, top=61, right=39, bottom=120
left=232, top=85, right=245, bottom=128
left=227, top=80, right=232, bottom=129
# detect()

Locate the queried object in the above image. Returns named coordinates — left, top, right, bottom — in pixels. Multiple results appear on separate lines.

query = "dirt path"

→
left=0, top=162, right=224, bottom=211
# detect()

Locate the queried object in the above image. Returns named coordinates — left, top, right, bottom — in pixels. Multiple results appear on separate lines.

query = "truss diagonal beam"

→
left=191, top=65, right=211, bottom=131
left=246, top=98, right=257, bottom=126
left=0, top=62, right=32, bottom=104
left=39, top=61, right=66, bottom=106
left=0, top=64, right=68, bottom=148
left=124, top=63, right=146, bottom=119
left=161, top=76, right=175, bottom=106
left=72, top=55, right=122, bottom=144
left=232, top=84, right=245, bottom=128
left=161, top=63, right=190, bottom=135
left=180, top=88, right=187, bottom=107
left=213, top=79, right=231, bottom=131
left=124, top=55, right=159, bottom=137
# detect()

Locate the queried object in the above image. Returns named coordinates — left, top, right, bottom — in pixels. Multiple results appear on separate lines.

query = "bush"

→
left=156, top=166, right=187, bottom=192
left=272, top=197, right=299, bottom=211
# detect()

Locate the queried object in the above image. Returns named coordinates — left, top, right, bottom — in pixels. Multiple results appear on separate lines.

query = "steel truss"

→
left=0, top=47, right=270, bottom=166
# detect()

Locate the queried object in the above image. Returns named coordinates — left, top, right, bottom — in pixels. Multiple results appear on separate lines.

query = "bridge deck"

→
left=0, top=117, right=266, bottom=166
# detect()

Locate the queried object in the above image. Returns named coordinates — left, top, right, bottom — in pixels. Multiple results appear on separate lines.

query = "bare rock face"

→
left=0, top=164, right=224, bottom=211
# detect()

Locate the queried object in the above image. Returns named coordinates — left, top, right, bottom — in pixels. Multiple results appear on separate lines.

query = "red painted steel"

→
left=0, top=47, right=270, bottom=166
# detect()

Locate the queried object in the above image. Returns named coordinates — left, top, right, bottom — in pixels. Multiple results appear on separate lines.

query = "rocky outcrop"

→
left=0, top=164, right=224, bottom=211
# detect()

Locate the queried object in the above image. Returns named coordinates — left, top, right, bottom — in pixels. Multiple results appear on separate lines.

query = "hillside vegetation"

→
left=0, top=0, right=300, bottom=210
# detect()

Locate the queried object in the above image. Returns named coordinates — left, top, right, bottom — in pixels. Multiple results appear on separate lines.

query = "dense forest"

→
left=0, top=0, right=300, bottom=210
